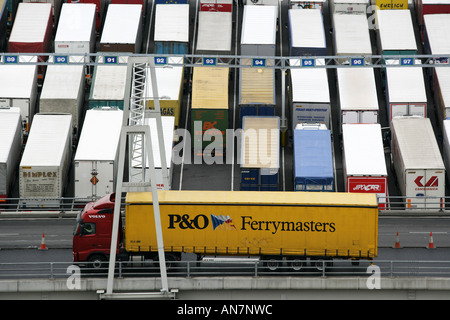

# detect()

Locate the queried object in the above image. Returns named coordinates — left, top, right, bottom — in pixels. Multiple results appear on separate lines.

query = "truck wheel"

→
left=264, top=257, right=281, bottom=271
left=88, top=254, right=107, bottom=270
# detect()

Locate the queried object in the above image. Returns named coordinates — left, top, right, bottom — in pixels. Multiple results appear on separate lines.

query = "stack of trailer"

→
left=74, top=109, right=123, bottom=200
left=39, top=60, right=85, bottom=132
left=385, top=60, right=427, bottom=121
left=376, top=9, right=417, bottom=56
left=239, top=59, right=275, bottom=125
left=143, top=58, right=184, bottom=127
left=89, top=56, right=128, bottom=110
left=154, top=4, right=189, bottom=54
left=391, top=117, right=445, bottom=210
left=0, top=112, right=22, bottom=201
left=289, top=59, right=330, bottom=130
left=332, top=13, right=372, bottom=64
left=8, top=3, right=52, bottom=55
left=240, top=116, right=280, bottom=191
left=342, top=123, right=388, bottom=209
left=54, top=3, right=96, bottom=55
left=191, top=66, right=229, bottom=154
left=99, top=4, right=143, bottom=53
left=416, top=0, right=450, bottom=33
left=0, top=57, right=38, bottom=133
left=19, top=114, right=72, bottom=207
left=288, top=9, right=326, bottom=56
left=196, top=10, right=232, bottom=55
left=129, top=116, right=175, bottom=190
left=337, top=67, right=379, bottom=125
left=423, top=14, right=450, bottom=123
left=293, top=126, right=334, bottom=192
left=240, top=5, right=277, bottom=56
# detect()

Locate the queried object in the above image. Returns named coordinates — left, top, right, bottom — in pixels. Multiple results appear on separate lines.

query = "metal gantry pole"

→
left=106, top=57, right=170, bottom=297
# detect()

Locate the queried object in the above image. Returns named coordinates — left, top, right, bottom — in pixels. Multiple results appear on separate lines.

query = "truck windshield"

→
left=73, top=210, right=83, bottom=236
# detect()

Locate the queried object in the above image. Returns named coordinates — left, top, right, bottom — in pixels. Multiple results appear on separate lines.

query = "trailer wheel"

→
left=288, top=258, right=305, bottom=271
left=263, top=257, right=281, bottom=271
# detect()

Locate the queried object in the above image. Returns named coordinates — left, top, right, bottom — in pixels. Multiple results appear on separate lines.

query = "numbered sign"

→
left=351, top=58, right=364, bottom=67
left=54, top=56, right=68, bottom=64
left=154, top=57, right=167, bottom=65
left=400, top=58, right=414, bottom=66
left=203, top=57, right=216, bottom=66
left=104, top=56, right=118, bottom=64
left=301, top=58, right=315, bottom=67
left=252, top=58, right=266, bottom=67
left=4, top=55, right=18, bottom=64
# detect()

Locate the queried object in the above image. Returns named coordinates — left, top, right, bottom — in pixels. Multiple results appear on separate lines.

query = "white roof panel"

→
left=154, top=4, right=189, bottom=42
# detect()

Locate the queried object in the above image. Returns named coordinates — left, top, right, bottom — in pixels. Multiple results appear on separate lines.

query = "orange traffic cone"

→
left=38, top=233, right=48, bottom=250
left=394, top=232, right=402, bottom=248
left=427, top=232, right=436, bottom=249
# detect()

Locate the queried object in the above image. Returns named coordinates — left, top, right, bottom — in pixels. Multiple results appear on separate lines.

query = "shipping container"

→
left=241, top=5, right=277, bottom=56
left=342, top=123, right=388, bottom=208
left=330, top=0, right=369, bottom=14
left=19, top=114, right=72, bottom=207
left=337, top=67, right=379, bottom=125
left=416, top=0, right=450, bottom=31
left=89, top=56, right=129, bottom=110
left=0, top=58, right=38, bottom=133
left=332, top=13, right=372, bottom=63
left=143, top=58, right=184, bottom=127
left=385, top=61, right=427, bottom=121
left=100, top=4, right=143, bottom=53
left=129, top=116, right=175, bottom=190
left=39, top=62, right=85, bottom=131
left=66, top=0, right=106, bottom=31
left=154, top=4, right=189, bottom=54
left=0, top=112, right=22, bottom=201
left=54, top=3, right=96, bottom=55
left=376, top=9, right=417, bottom=55
left=293, top=128, right=334, bottom=192
left=289, top=58, right=330, bottom=129
left=239, top=58, right=276, bottom=125
left=191, top=66, right=229, bottom=152
left=391, top=117, right=445, bottom=210
left=288, top=9, right=326, bottom=56
left=8, top=3, right=52, bottom=55
left=154, top=0, right=188, bottom=3
left=74, top=109, right=123, bottom=200
left=196, top=11, right=232, bottom=55
left=240, top=116, right=280, bottom=191
left=200, top=0, right=232, bottom=12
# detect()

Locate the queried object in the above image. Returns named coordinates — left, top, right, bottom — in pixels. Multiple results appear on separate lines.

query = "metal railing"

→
left=1, top=196, right=450, bottom=216
left=2, top=260, right=450, bottom=280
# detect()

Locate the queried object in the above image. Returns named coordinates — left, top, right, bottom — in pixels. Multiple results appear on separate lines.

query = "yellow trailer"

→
left=124, top=191, right=378, bottom=262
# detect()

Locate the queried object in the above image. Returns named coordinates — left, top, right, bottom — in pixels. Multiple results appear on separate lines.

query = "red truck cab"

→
left=73, top=193, right=122, bottom=267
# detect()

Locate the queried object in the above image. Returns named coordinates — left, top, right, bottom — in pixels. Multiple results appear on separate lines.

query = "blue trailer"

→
left=293, top=128, right=334, bottom=192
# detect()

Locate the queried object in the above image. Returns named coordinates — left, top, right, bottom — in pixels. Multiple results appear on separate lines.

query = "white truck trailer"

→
left=391, top=117, right=445, bottom=210
left=19, top=114, right=72, bottom=208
